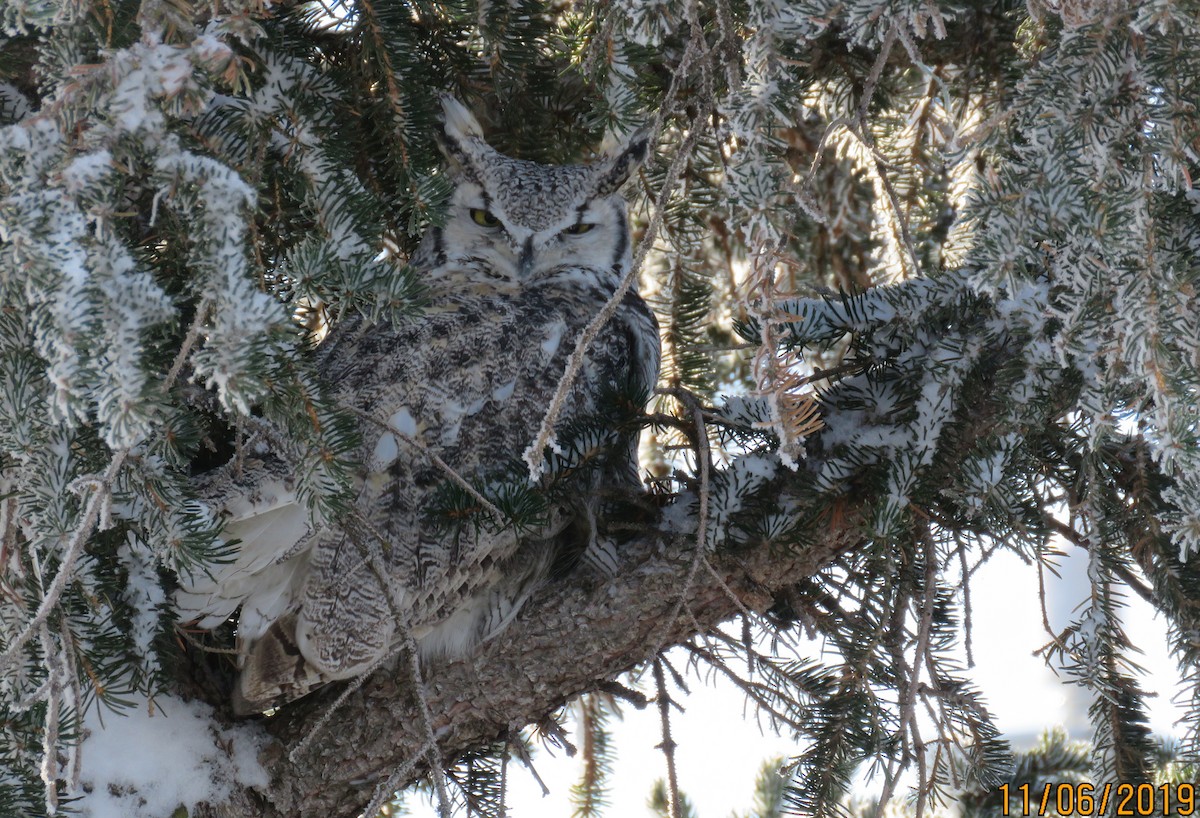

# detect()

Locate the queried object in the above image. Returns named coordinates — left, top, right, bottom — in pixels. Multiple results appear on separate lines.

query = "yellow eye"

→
left=563, top=222, right=594, bottom=235
left=470, top=208, right=500, bottom=227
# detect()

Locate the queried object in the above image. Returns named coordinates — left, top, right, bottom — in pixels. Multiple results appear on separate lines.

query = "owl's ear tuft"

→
left=439, top=94, right=485, bottom=142
left=435, top=95, right=486, bottom=181
left=593, top=129, right=651, bottom=196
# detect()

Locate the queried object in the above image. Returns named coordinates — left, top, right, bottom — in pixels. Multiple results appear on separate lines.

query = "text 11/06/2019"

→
left=999, top=783, right=1194, bottom=817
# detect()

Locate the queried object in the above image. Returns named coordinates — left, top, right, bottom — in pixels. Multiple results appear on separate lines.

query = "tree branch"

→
left=185, top=286, right=1063, bottom=818
left=191, top=488, right=865, bottom=818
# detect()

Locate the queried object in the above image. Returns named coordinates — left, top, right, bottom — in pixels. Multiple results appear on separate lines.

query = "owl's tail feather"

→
left=175, top=451, right=314, bottom=637
left=233, top=612, right=328, bottom=717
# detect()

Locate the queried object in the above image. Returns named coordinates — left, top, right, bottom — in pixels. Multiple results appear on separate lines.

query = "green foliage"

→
left=570, top=693, right=616, bottom=818
left=649, top=778, right=699, bottom=818
left=731, top=757, right=788, bottom=818
left=446, top=742, right=508, bottom=818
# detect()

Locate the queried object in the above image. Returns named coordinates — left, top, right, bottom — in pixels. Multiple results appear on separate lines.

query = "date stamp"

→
left=999, top=783, right=1195, bottom=816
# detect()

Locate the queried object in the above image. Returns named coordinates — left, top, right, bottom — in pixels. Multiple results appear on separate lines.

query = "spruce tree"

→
left=2, top=1, right=1199, bottom=817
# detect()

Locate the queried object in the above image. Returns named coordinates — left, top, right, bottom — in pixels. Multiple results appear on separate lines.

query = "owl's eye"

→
left=563, top=222, right=595, bottom=235
left=470, top=208, right=500, bottom=227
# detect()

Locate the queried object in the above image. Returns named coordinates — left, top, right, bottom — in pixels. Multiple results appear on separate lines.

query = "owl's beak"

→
left=518, top=236, right=535, bottom=277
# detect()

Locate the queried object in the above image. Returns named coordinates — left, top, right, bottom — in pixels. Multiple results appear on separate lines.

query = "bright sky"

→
left=403, top=541, right=1186, bottom=817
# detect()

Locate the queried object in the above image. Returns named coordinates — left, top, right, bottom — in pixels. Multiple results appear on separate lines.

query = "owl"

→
left=174, top=97, right=660, bottom=715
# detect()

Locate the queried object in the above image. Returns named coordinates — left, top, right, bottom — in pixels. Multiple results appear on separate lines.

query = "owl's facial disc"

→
left=448, top=178, right=625, bottom=281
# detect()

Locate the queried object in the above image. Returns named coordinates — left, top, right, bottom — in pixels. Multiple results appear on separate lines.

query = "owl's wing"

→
left=197, top=303, right=538, bottom=713
left=174, top=452, right=316, bottom=643
left=184, top=278, right=657, bottom=716
left=288, top=302, right=564, bottom=666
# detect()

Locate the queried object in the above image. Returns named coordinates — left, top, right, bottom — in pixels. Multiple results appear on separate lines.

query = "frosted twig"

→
left=683, top=0, right=712, bottom=108
left=523, top=24, right=712, bottom=481
left=958, top=543, right=975, bottom=668
left=288, top=642, right=393, bottom=762
left=918, top=668, right=955, bottom=793
left=855, top=25, right=923, bottom=280
left=910, top=528, right=940, bottom=817
left=580, top=6, right=619, bottom=81
left=349, top=406, right=505, bottom=521
left=895, top=26, right=943, bottom=97
left=10, top=676, right=52, bottom=714
left=701, top=556, right=754, bottom=620
left=801, top=115, right=853, bottom=189
left=703, top=620, right=802, bottom=666
left=879, top=593, right=913, bottom=806
left=911, top=712, right=931, bottom=818
left=948, top=107, right=1016, bottom=153
left=653, top=658, right=683, bottom=818
left=801, top=26, right=923, bottom=280
left=59, top=618, right=82, bottom=794
left=646, top=0, right=705, bottom=139
left=649, top=394, right=711, bottom=659
left=711, top=0, right=741, bottom=91
left=1, top=494, right=18, bottom=577
left=499, top=739, right=509, bottom=817
left=405, top=639, right=452, bottom=818
left=864, top=135, right=923, bottom=281
left=856, top=24, right=897, bottom=125
left=39, top=624, right=61, bottom=815
left=72, top=472, right=114, bottom=533
left=534, top=713, right=576, bottom=756
left=358, top=740, right=433, bottom=818
left=0, top=449, right=128, bottom=676
left=164, top=296, right=211, bottom=392
left=1044, top=512, right=1156, bottom=605
left=1035, top=533, right=1062, bottom=648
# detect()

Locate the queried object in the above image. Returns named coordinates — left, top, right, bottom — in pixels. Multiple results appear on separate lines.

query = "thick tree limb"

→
left=184, top=327, right=1038, bottom=818
left=184, top=282, right=1089, bottom=818
left=192, top=491, right=864, bottom=818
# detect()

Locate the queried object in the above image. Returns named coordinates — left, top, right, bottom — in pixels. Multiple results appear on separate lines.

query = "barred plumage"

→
left=175, top=98, right=659, bottom=714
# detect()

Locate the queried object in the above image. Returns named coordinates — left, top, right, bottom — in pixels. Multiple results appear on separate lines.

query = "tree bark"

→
left=182, top=281, right=1075, bottom=818
left=191, top=488, right=864, bottom=818
left=183, top=343, right=1045, bottom=817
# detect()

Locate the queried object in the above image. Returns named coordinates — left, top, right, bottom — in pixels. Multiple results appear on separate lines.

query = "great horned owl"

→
left=175, top=98, right=660, bottom=715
